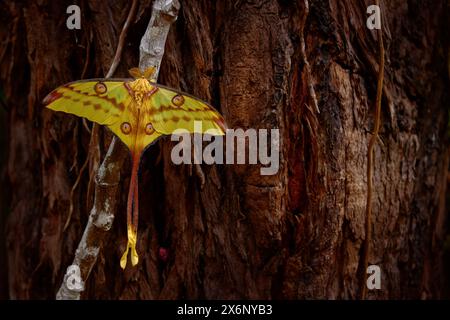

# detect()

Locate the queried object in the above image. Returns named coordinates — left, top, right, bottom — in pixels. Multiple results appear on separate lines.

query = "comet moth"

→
left=43, top=67, right=226, bottom=269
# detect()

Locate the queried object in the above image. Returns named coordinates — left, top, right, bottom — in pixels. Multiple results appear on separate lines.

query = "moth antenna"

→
left=143, top=66, right=157, bottom=80
left=129, top=67, right=143, bottom=79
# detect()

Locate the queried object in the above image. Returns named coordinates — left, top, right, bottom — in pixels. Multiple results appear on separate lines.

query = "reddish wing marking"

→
left=42, top=91, right=63, bottom=105
left=124, top=82, right=134, bottom=97
left=214, top=116, right=227, bottom=132
left=66, top=84, right=126, bottom=111
left=145, top=86, right=158, bottom=98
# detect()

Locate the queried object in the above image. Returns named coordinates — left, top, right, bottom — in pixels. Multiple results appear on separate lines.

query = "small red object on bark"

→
left=158, top=247, right=169, bottom=262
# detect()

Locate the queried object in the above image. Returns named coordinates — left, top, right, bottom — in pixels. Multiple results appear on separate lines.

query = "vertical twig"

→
left=360, top=0, right=385, bottom=300
left=56, top=0, right=180, bottom=300
left=299, top=0, right=319, bottom=114
left=105, top=0, right=139, bottom=79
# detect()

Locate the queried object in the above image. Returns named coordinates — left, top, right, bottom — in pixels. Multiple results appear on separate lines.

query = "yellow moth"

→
left=43, top=67, right=226, bottom=269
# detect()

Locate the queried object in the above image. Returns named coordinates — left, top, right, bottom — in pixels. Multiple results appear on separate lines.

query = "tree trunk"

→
left=0, top=0, right=448, bottom=299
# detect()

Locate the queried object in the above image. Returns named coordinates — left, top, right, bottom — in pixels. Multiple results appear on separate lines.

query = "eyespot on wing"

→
left=94, top=81, right=108, bottom=94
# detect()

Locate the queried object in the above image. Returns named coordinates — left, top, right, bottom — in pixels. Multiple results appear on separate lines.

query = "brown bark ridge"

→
left=0, top=0, right=449, bottom=299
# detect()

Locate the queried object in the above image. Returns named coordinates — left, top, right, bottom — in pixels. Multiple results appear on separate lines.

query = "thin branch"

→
left=80, top=29, right=92, bottom=79
left=85, top=123, right=100, bottom=213
left=194, top=164, right=206, bottom=189
left=56, top=0, right=180, bottom=300
left=360, top=0, right=385, bottom=300
left=299, top=0, right=319, bottom=114
left=64, top=154, right=88, bottom=231
left=105, top=0, right=138, bottom=78
left=56, top=139, right=127, bottom=300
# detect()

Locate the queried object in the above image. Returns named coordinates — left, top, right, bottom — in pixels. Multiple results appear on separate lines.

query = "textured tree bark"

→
left=0, top=0, right=448, bottom=299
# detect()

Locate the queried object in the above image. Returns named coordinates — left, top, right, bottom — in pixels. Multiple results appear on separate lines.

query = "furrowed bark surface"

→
left=0, top=0, right=448, bottom=299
